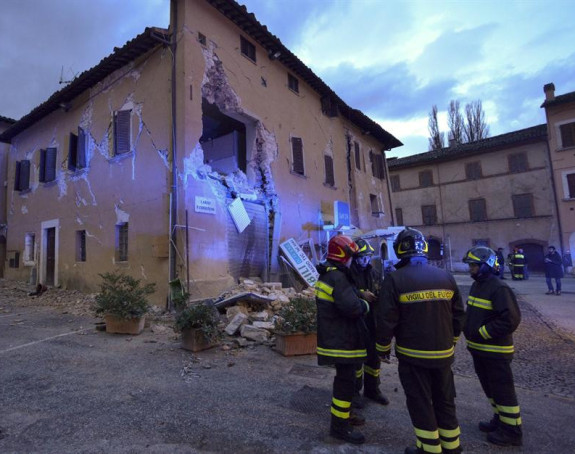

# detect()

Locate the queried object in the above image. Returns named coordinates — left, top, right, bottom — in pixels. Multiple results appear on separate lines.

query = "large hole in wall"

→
left=200, top=99, right=247, bottom=174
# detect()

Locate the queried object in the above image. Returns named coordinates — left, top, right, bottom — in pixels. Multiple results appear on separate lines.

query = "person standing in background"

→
left=544, top=245, right=563, bottom=295
left=496, top=248, right=505, bottom=279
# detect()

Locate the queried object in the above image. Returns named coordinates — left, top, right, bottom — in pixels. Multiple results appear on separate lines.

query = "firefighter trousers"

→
left=398, top=361, right=461, bottom=453
left=331, top=364, right=356, bottom=424
left=471, top=355, right=522, bottom=430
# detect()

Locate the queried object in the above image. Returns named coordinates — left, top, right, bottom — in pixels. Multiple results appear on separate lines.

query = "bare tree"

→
left=463, top=100, right=489, bottom=143
left=447, top=100, right=464, bottom=145
left=428, top=105, right=445, bottom=151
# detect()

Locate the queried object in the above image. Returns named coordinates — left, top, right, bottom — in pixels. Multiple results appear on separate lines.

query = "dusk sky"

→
left=1, top=0, right=574, bottom=158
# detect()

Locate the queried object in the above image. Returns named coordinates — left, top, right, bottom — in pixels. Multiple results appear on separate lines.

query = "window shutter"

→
left=114, top=110, right=131, bottom=155
left=560, top=123, right=575, bottom=148
left=39, top=149, right=46, bottom=182
left=15, top=160, right=30, bottom=191
left=354, top=142, right=361, bottom=170
left=68, top=132, right=78, bottom=171
left=77, top=127, right=87, bottom=168
left=45, top=147, right=57, bottom=182
left=375, top=153, right=385, bottom=179
left=324, top=155, right=334, bottom=186
left=567, top=174, right=575, bottom=198
left=291, top=137, right=304, bottom=175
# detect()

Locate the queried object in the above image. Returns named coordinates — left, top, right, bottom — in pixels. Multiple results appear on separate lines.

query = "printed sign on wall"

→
left=195, top=196, right=216, bottom=214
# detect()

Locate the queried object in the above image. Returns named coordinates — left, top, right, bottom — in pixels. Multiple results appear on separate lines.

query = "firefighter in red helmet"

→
left=315, top=234, right=370, bottom=444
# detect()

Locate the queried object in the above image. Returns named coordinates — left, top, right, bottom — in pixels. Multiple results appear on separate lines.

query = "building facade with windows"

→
left=541, top=83, right=575, bottom=269
left=387, top=124, right=560, bottom=272
left=0, top=0, right=400, bottom=305
left=0, top=115, right=16, bottom=278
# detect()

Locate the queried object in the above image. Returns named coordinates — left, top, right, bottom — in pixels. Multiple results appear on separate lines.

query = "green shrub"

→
left=275, top=296, right=317, bottom=334
left=94, top=271, right=156, bottom=319
left=174, top=303, right=221, bottom=342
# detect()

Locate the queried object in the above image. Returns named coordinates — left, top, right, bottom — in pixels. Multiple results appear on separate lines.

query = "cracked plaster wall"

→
left=5, top=47, right=172, bottom=304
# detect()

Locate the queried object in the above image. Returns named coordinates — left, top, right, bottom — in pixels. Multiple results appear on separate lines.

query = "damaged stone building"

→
left=0, top=0, right=401, bottom=306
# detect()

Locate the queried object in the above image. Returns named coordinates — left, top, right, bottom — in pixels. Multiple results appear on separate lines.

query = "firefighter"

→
left=511, top=248, right=525, bottom=280
left=462, top=246, right=523, bottom=447
left=375, top=227, right=465, bottom=454
left=315, top=234, right=370, bottom=444
left=349, top=238, right=390, bottom=406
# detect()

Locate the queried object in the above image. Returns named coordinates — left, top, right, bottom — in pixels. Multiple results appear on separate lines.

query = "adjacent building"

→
left=387, top=124, right=560, bottom=272
left=0, top=0, right=400, bottom=306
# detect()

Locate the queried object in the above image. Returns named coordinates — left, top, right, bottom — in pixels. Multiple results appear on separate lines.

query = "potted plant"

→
left=94, top=271, right=156, bottom=335
left=174, top=303, right=221, bottom=352
left=274, top=296, right=317, bottom=356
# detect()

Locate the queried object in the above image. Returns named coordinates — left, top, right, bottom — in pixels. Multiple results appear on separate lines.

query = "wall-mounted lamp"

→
left=268, top=50, right=281, bottom=60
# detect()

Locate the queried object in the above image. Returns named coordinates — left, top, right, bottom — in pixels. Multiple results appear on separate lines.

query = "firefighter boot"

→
left=487, top=424, right=523, bottom=447
left=348, top=410, right=365, bottom=426
left=478, top=414, right=499, bottom=432
left=364, top=387, right=390, bottom=405
left=404, top=447, right=423, bottom=454
left=330, top=415, right=365, bottom=444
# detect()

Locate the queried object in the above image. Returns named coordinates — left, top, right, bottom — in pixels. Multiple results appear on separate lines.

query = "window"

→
left=114, top=110, right=131, bottom=155
left=197, top=32, right=206, bottom=46
left=370, top=194, right=382, bottom=216
left=8, top=251, right=19, bottom=268
left=14, top=160, right=31, bottom=191
left=465, top=161, right=482, bottom=180
left=354, top=142, right=361, bottom=170
left=324, top=155, right=334, bottom=187
left=287, top=73, right=299, bottom=93
left=395, top=207, right=404, bottom=226
left=559, top=122, right=575, bottom=148
left=421, top=204, right=437, bottom=225
left=68, top=127, right=87, bottom=171
left=39, top=147, right=57, bottom=183
left=508, top=152, right=528, bottom=173
left=469, top=198, right=487, bottom=222
left=76, top=230, right=86, bottom=262
left=115, top=223, right=128, bottom=262
left=390, top=175, right=400, bottom=192
left=291, top=137, right=304, bottom=175
left=566, top=173, right=575, bottom=198
left=512, top=194, right=534, bottom=218
left=370, top=150, right=385, bottom=179
left=240, top=36, right=256, bottom=62
left=24, top=233, right=35, bottom=264
left=419, top=170, right=433, bottom=187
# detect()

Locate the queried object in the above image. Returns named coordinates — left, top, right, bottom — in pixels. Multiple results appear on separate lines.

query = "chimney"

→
left=448, top=132, right=458, bottom=148
left=544, top=83, right=556, bottom=101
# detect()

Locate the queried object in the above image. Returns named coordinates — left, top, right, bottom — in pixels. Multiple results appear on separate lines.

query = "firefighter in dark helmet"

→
left=375, top=227, right=465, bottom=454
left=349, top=238, right=390, bottom=406
left=315, top=234, right=370, bottom=444
left=462, top=246, right=523, bottom=447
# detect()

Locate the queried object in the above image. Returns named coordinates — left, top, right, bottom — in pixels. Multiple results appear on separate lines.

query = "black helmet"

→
left=355, top=238, right=375, bottom=257
left=393, top=227, right=428, bottom=258
left=462, top=246, right=497, bottom=268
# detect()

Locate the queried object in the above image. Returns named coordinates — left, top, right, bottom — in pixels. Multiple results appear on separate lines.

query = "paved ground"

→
left=1, top=274, right=574, bottom=453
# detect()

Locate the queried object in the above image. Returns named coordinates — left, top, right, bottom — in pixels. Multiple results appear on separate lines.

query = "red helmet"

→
left=327, top=235, right=359, bottom=263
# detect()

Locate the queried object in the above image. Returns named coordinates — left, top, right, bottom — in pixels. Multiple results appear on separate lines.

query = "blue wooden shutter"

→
left=39, top=149, right=46, bottom=182
left=68, top=132, right=78, bottom=170
left=45, top=147, right=57, bottom=182
left=114, top=110, right=131, bottom=155
left=78, top=127, right=87, bottom=168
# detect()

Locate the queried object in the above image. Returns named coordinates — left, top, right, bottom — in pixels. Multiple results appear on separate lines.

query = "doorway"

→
left=41, top=219, right=59, bottom=287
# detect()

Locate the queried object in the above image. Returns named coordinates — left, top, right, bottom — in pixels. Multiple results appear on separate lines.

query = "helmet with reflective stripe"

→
left=354, top=238, right=375, bottom=257
left=462, top=246, right=497, bottom=268
left=327, top=235, right=359, bottom=263
left=393, top=227, right=428, bottom=258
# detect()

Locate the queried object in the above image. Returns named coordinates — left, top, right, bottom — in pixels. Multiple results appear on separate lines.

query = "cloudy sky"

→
left=1, top=0, right=574, bottom=158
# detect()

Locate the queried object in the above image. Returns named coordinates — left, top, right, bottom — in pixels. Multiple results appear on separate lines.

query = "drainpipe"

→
left=382, top=148, right=395, bottom=225
left=545, top=139, right=565, bottom=255
left=169, top=0, right=178, bottom=292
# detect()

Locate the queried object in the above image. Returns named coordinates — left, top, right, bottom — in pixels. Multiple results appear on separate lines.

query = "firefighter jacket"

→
left=375, top=257, right=465, bottom=368
left=464, top=273, right=521, bottom=359
left=315, top=261, right=370, bottom=366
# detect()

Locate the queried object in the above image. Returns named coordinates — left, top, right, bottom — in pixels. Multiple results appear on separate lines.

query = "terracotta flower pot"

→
left=181, top=327, right=216, bottom=352
left=274, top=332, right=317, bottom=356
left=104, top=314, right=145, bottom=335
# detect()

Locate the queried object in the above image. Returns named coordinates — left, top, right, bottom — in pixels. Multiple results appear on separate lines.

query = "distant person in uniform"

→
left=495, top=248, right=505, bottom=279
left=544, top=245, right=563, bottom=295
